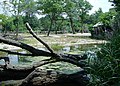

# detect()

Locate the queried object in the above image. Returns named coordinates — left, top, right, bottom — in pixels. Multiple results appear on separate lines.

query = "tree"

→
left=37, top=0, right=64, bottom=36
left=37, top=0, right=92, bottom=35
left=23, top=15, right=40, bottom=31
left=23, top=0, right=37, bottom=18
left=0, top=14, right=15, bottom=35
left=23, top=0, right=38, bottom=30
left=89, top=8, right=103, bottom=25
left=64, top=0, right=76, bottom=34
left=63, top=0, right=92, bottom=33
left=98, top=10, right=116, bottom=26
left=7, top=0, right=37, bottom=39
left=75, top=0, right=92, bottom=33
left=39, top=16, right=51, bottom=32
left=8, top=0, right=25, bottom=39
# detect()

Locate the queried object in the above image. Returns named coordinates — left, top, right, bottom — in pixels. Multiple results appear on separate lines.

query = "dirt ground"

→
left=0, top=33, right=107, bottom=50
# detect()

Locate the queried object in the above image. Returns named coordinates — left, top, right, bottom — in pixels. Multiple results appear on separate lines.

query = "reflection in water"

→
left=62, top=46, right=71, bottom=53
left=0, top=55, right=18, bottom=65
left=0, top=51, right=31, bottom=65
left=8, top=54, right=18, bottom=65
left=0, top=59, right=4, bottom=64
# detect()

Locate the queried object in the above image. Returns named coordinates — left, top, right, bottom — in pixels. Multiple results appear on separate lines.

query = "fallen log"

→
left=0, top=68, right=89, bottom=86
left=0, top=23, right=89, bottom=85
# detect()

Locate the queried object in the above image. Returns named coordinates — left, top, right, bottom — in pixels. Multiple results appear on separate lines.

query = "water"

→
left=8, top=55, right=18, bottom=65
left=0, top=44, right=101, bottom=65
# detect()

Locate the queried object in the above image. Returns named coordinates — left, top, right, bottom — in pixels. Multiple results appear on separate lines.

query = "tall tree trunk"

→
left=47, top=14, right=54, bottom=36
left=47, top=19, right=53, bottom=36
left=47, top=13, right=56, bottom=36
left=15, top=26, right=19, bottom=39
left=55, top=21, right=57, bottom=34
left=15, top=23, right=19, bottom=40
left=3, top=26, right=7, bottom=37
left=69, top=17, right=75, bottom=34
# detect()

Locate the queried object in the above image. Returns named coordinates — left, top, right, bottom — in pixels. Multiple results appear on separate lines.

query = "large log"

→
left=0, top=68, right=89, bottom=86
left=19, top=68, right=89, bottom=86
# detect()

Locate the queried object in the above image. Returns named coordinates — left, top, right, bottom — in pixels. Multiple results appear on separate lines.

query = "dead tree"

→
left=0, top=23, right=89, bottom=86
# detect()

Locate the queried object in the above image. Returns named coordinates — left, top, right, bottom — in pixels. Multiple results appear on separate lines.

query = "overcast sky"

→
left=0, top=0, right=113, bottom=14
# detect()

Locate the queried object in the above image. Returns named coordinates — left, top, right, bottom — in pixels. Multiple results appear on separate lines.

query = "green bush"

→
left=87, top=32, right=120, bottom=86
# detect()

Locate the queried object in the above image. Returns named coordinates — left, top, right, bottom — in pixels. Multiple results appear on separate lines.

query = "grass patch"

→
left=51, top=44, right=64, bottom=51
left=21, top=38, right=38, bottom=45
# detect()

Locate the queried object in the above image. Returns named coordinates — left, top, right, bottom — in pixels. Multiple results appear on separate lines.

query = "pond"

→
left=0, top=43, right=101, bottom=74
left=0, top=44, right=101, bottom=65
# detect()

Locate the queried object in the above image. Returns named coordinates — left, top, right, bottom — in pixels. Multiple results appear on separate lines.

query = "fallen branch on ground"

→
left=0, top=23, right=89, bottom=86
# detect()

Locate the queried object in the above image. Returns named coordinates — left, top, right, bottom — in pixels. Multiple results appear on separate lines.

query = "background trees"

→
left=0, top=0, right=93, bottom=36
left=37, top=0, right=64, bottom=36
left=0, top=0, right=116, bottom=37
left=75, top=0, right=92, bottom=33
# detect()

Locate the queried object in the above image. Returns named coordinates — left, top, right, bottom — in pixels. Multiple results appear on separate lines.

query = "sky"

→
left=86, top=0, right=113, bottom=14
left=0, top=0, right=113, bottom=15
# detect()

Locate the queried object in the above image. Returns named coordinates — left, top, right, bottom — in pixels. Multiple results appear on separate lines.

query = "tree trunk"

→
left=47, top=14, right=55, bottom=36
left=69, top=17, right=75, bottom=34
left=14, top=16, right=19, bottom=40
left=47, top=20, right=52, bottom=36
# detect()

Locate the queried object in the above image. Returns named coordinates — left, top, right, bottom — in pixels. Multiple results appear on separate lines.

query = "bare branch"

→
left=32, top=59, right=57, bottom=68
left=0, top=49, right=33, bottom=56
left=26, top=23, right=54, bottom=54
left=0, top=36, right=52, bottom=56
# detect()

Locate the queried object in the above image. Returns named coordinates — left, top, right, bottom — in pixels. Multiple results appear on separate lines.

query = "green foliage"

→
left=37, top=0, right=64, bottom=14
left=39, top=16, right=51, bottom=31
left=0, top=0, right=93, bottom=35
left=0, top=14, right=8, bottom=25
left=87, top=33, right=120, bottom=85
left=0, top=14, right=15, bottom=31
left=87, top=3, right=120, bottom=85
left=89, top=8, right=103, bottom=25
left=89, top=8, right=116, bottom=27
left=98, top=10, right=116, bottom=26
left=64, top=0, right=92, bottom=33
left=24, top=15, right=40, bottom=29
left=37, top=0, right=92, bottom=35
left=23, top=0, right=37, bottom=15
